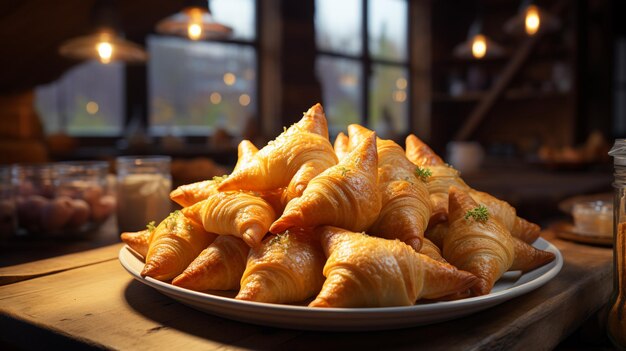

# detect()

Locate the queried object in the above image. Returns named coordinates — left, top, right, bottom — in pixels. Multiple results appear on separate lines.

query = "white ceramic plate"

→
left=119, top=238, right=563, bottom=331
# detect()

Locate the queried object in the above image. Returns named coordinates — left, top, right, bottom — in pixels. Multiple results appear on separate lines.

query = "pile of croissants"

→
left=121, top=103, right=555, bottom=308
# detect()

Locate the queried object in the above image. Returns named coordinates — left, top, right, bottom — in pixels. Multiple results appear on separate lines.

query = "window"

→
left=148, top=0, right=257, bottom=136
left=315, top=0, right=409, bottom=136
left=35, top=61, right=125, bottom=136
left=36, top=0, right=257, bottom=138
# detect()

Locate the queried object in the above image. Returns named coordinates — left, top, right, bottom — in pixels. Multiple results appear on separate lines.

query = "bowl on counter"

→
left=12, top=161, right=116, bottom=238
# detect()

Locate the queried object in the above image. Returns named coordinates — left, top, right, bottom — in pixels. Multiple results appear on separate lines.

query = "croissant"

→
left=182, top=191, right=276, bottom=247
left=333, top=132, right=350, bottom=161
left=425, top=222, right=447, bottom=250
left=405, top=134, right=445, bottom=167
left=468, top=190, right=541, bottom=243
left=405, top=134, right=540, bottom=243
left=510, top=237, right=556, bottom=273
left=120, top=229, right=151, bottom=260
left=169, top=140, right=259, bottom=207
left=420, top=238, right=446, bottom=263
left=347, top=124, right=431, bottom=251
left=309, top=226, right=477, bottom=307
left=236, top=228, right=326, bottom=304
left=218, top=103, right=338, bottom=203
left=270, top=132, right=381, bottom=234
left=426, top=221, right=554, bottom=273
left=172, top=236, right=250, bottom=291
left=141, top=211, right=217, bottom=281
left=444, top=187, right=515, bottom=296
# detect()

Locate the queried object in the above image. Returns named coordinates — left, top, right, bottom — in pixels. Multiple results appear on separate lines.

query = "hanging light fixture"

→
left=155, top=0, right=233, bottom=41
left=454, top=20, right=505, bottom=60
left=504, top=0, right=561, bottom=37
left=59, top=0, right=147, bottom=64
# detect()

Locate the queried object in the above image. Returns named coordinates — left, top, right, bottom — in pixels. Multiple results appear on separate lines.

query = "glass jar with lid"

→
left=116, top=156, right=172, bottom=233
left=13, top=161, right=115, bottom=236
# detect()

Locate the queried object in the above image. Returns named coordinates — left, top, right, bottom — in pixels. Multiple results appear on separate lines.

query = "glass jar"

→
left=56, top=161, right=116, bottom=231
left=13, top=162, right=115, bottom=237
left=116, top=156, right=172, bottom=233
left=608, top=140, right=626, bottom=348
left=0, top=166, right=17, bottom=239
left=13, top=163, right=59, bottom=235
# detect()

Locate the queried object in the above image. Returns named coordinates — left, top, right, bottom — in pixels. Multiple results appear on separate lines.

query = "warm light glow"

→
left=239, top=94, right=251, bottom=106
left=223, top=72, right=236, bottom=86
left=86, top=101, right=99, bottom=115
left=339, top=74, right=357, bottom=87
left=210, top=92, right=222, bottom=104
left=396, top=78, right=407, bottom=90
left=188, top=23, right=203, bottom=40
left=525, top=5, right=541, bottom=36
left=393, top=90, right=406, bottom=102
left=187, top=8, right=204, bottom=40
left=471, top=34, right=487, bottom=59
left=96, top=41, right=113, bottom=64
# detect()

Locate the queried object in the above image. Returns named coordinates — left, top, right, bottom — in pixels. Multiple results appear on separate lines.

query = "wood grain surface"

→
left=0, top=231, right=613, bottom=350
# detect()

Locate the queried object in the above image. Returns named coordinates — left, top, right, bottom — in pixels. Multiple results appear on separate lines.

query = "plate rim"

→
left=119, top=237, right=562, bottom=322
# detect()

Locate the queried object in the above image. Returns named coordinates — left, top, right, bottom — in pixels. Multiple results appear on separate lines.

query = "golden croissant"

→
left=426, top=221, right=554, bottom=273
left=172, top=236, right=250, bottom=291
left=333, top=132, right=350, bottom=161
left=347, top=124, right=431, bottom=251
left=182, top=191, right=276, bottom=248
left=309, top=226, right=477, bottom=307
left=444, top=187, right=515, bottom=296
left=420, top=237, right=446, bottom=263
left=270, top=132, right=381, bottom=234
left=510, top=237, right=556, bottom=273
left=120, top=229, right=151, bottom=260
left=236, top=228, right=326, bottom=304
left=218, top=103, right=338, bottom=203
left=141, top=211, right=217, bottom=281
left=468, top=190, right=541, bottom=243
left=406, top=134, right=540, bottom=243
left=169, top=140, right=259, bottom=207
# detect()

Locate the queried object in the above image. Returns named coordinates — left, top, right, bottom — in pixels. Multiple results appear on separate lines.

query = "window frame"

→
left=146, top=0, right=262, bottom=139
left=48, top=0, right=263, bottom=145
left=315, top=0, right=412, bottom=132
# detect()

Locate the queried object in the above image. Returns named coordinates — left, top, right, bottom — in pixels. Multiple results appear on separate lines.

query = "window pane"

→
left=369, top=64, right=408, bottom=136
left=316, top=56, right=362, bottom=134
left=315, top=0, right=362, bottom=56
left=35, top=61, right=125, bottom=136
left=148, top=36, right=256, bottom=136
left=211, top=0, right=255, bottom=41
left=368, top=0, right=408, bottom=62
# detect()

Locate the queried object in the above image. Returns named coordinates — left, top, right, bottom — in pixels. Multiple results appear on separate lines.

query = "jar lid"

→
left=609, top=139, right=626, bottom=166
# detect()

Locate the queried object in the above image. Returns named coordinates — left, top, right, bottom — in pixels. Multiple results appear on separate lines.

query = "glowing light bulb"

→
left=188, top=23, right=202, bottom=40
left=96, top=41, right=113, bottom=64
left=471, top=34, right=487, bottom=59
left=223, top=72, right=236, bottom=86
left=86, top=101, right=99, bottom=114
left=210, top=92, right=222, bottom=104
left=239, top=94, right=251, bottom=106
left=396, top=78, right=407, bottom=90
left=525, top=5, right=541, bottom=36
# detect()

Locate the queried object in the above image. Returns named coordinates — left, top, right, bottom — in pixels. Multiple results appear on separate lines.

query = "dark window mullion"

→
left=361, top=0, right=370, bottom=126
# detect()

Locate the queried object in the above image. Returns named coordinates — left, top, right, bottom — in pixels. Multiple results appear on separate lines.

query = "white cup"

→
left=447, top=141, right=485, bottom=174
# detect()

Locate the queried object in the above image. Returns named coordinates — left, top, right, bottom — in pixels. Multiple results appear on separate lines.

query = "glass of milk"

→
left=116, top=156, right=172, bottom=233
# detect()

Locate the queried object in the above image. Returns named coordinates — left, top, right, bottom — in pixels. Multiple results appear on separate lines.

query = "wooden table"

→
left=0, top=230, right=613, bottom=350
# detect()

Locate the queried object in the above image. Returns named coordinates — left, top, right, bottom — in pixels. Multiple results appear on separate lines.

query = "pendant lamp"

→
left=155, top=0, right=233, bottom=41
left=59, top=0, right=147, bottom=64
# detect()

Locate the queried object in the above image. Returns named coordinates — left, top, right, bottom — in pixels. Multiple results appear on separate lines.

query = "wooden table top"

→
left=0, top=230, right=613, bottom=351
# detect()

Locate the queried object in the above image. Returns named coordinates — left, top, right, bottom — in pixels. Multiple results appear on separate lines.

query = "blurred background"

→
left=0, top=0, right=624, bottom=223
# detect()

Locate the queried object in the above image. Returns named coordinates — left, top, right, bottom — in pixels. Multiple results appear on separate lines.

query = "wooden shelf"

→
left=432, top=89, right=570, bottom=103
